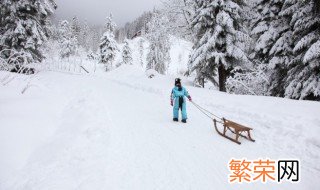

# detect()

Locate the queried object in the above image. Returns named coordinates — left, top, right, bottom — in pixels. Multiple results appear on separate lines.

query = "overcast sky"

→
left=54, top=0, right=162, bottom=26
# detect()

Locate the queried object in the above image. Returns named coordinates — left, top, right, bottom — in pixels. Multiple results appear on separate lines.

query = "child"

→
left=170, top=78, right=192, bottom=123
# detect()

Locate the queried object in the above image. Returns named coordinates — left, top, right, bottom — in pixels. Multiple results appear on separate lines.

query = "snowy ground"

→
left=1, top=65, right=320, bottom=190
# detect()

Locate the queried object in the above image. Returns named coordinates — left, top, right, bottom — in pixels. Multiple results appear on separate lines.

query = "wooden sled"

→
left=213, top=118, right=255, bottom=145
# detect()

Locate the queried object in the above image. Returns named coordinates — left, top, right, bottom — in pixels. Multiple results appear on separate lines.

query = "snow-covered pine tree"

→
left=99, top=33, right=118, bottom=70
left=188, top=0, right=250, bottom=91
left=138, top=38, right=144, bottom=67
left=146, top=11, right=171, bottom=74
left=87, top=26, right=101, bottom=52
left=81, top=20, right=90, bottom=52
left=58, top=20, right=77, bottom=58
left=0, top=0, right=57, bottom=64
left=99, top=14, right=118, bottom=70
left=250, top=0, right=293, bottom=96
left=281, top=0, right=320, bottom=100
left=71, top=16, right=81, bottom=45
left=104, top=14, right=116, bottom=34
left=146, top=42, right=158, bottom=72
left=47, top=22, right=59, bottom=41
left=121, top=40, right=133, bottom=65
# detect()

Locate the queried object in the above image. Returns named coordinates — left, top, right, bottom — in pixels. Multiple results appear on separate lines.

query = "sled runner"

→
left=213, top=118, right=255, bottom=145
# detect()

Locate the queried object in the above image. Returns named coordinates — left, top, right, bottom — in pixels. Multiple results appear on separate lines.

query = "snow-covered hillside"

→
left=1, top=65, right=319, bottom=190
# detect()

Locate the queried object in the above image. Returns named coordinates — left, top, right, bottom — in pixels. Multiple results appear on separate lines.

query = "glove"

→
left=187, top=96, right=192, bottom=102
left=170, top=99, right=173, bottom=106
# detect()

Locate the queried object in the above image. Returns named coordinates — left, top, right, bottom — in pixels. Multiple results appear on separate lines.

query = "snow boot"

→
left=181, top=119, right=187, bottom=123
left=173, top=118, right=178, bottom=122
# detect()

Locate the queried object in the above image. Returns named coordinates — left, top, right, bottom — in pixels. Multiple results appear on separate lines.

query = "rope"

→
left=190, top=101, right=223, bottom=121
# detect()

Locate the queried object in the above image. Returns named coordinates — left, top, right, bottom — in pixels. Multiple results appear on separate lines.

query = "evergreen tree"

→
left=89, top=26, right=103, bottom=52
left=122, top=40, right=133, bottom=65
left=58, top=20, right=77, bottom=58
left=99, top=33, right=118, bottom=70
left=0, top=0, right=57, bottom=63
left=146, top=11, right=171, bottom=74
left=104, top=14, right=116, bottom=34
left=146, top=42, right=159, bottom=72
left=281, top=0, right=320, bottom=100
left=138, top=38, right=144, bottom=67
left=71, top=16, right=81, bottom=44
left=81, top=20, right=90, bottom=51
left=188, top=0, right=250, bottom=91
left=99, top=14, right=118, bottom=71
left=250, top=0, right=293, bottom=96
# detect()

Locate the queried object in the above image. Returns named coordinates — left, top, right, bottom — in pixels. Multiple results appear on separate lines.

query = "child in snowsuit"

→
left=170, top=78, right=192, bottom=123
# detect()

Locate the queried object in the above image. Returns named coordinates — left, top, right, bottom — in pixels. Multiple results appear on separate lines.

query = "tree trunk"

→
left=200, top=77, right=205, bottom=88
left=218, top=64, right=227, bottom=92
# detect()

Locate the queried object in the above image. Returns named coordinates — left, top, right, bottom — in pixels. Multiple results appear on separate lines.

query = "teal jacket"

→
left=171, top=86, right=190, bottom=101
